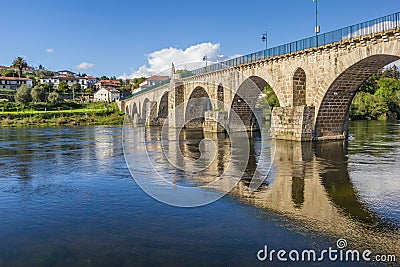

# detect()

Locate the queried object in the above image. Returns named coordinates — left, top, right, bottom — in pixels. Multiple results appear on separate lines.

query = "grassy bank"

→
left=0, top=103, right=124, bottom=127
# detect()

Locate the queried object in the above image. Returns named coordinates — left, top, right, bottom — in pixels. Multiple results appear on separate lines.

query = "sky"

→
left=1, top=0, right=399, bottom=79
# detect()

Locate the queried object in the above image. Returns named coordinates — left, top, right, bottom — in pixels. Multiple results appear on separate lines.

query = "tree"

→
left=71, top=83, right=81, bottom=95
left=48, top=91, right=60, bottom=105
left=57, top=81, right=69, bottom=92
left=47, top=81, right=54, bottom=92
left=85, top=88, right=94, bottom=94
left=15, top=85, right=32, bottom=107
left=382, top=65, right=400, bottom=80
left=40, top=82, right=53, bottom=94
left=0, top=69, right=18, bottom=77
left=263, top=84, right=280, bottom=108
left=12, top=57, right=28, bottom=78
left=133, top=77, right=146, bottom=88
left=31, top=86, right=46, bottom=102
left=351, top=72, right=400, bottom=120
left=36, top=69, right=54, bottom=78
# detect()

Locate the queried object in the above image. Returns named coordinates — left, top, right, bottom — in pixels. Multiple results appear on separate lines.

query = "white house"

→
left=39, top=76, right=95, bottom=90
left=0, top=77, right=33, bottom=90
left=94, top=88, right=120, bottom=102
left=57, top=70, right=76, bottom=76
left=139, top=75, right=169, bottom=88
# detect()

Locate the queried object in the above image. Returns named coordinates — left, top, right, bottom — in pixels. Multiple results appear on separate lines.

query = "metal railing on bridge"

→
left=123, top=11, right=400, bottom=100
left=121, top=79, right=170, bottom=100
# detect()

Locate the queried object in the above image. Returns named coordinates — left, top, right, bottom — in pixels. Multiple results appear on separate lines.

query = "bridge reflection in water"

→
left=140, top=126, right=400, bottom=258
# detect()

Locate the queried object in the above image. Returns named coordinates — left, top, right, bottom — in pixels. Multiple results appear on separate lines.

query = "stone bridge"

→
left=120, top=12, right=400, bottom=141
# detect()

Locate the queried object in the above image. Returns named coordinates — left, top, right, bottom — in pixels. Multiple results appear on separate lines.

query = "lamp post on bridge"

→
left=262, top=31, right=268, bottom=58
left=314, top=0, right=320, bottom=47
left=203, top=55, right=208, bottom=73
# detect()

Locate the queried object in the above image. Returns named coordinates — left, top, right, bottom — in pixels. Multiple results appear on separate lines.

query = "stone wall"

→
left=271, top=106, right=315, bottom=141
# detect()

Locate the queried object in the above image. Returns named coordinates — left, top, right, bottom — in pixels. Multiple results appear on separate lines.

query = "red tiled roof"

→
left=96, top=80, right=121, bottom=86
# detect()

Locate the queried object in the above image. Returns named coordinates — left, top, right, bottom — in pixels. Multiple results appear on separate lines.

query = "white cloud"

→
left=46, top=48, right=54, bottom=54
left=118, top=42, right=237, bottom=79
left=76, top=61, right=94, bottom=70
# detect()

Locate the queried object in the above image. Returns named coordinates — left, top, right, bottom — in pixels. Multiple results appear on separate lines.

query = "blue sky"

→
left=1, top=0, right=398, bottom=78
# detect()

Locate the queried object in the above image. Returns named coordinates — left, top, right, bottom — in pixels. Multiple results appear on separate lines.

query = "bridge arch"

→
left=131, top=102, right=138, bottom=116
left=141, top=98, right=150, bottom=124
left=185, top=86, right=212, bottom=128
left=217, top=83, right=224, bottom=107
left=315, top=54, right=400, bottom=138
left=292, top=68, right=307, bottom=106
left=158, top=91, right=169, bottom=119
left=229, top=76, right=276, bottom=130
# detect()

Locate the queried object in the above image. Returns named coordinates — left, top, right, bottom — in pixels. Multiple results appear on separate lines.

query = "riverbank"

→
left=0, top=104, right=124, bottom=127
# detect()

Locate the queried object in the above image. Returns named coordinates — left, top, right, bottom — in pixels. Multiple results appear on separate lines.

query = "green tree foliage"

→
left=47, top=82, right=54, bottom=92
left=132, top=77, right=146, bottom=88
left=15, top=85, right=32, bottom=107
left=350, top=66, right=400, bottom=120
left=12, top=57, right=28, bottom=78
left=71, top=83, right=81, bottom=94
left=382, top=65, right=400, bottom=80
left=263, top=84, right=280, bottom=108
left=0, top=69, right=19, bottom=77
left=48, top=91, right=60, bottom=105
left=31, top=86, right=46, bottom=102
left=85, top=88, right=94, bottom=94
left=57, top=81, right=69, bottom=92
left=36, top=69, right=55, bottom=78
left=40, top=82, right=53, bottom=94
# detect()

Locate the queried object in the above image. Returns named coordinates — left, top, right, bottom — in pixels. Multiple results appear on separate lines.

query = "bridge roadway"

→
left=120, top=12, right=400, bottom=141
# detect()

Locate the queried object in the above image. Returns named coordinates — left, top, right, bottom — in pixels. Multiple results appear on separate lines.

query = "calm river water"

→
left=0, top=121, right=399, bottom=266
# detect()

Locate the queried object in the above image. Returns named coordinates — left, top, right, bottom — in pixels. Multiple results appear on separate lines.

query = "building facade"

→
left=94, top=87, right=120, bottom=102
left=0, top=77, right=33, bottom=90
left=39, top=76, right=97, bottom=90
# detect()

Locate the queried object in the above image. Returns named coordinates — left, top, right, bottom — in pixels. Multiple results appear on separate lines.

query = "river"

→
left=0, top=121, right=399, bottom=266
